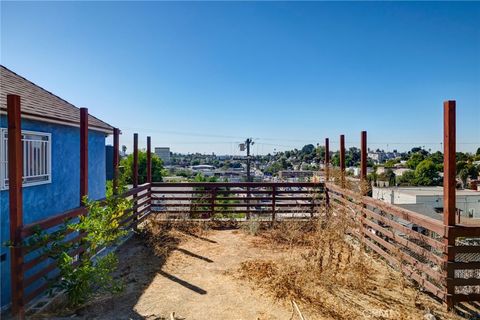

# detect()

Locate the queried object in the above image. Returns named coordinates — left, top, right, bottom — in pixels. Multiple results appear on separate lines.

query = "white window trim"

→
left=0, top=128, right=52, bottom=190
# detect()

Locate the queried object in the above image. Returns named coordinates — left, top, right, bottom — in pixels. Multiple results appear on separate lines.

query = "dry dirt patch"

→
left=35, top=222, right=461, bottom=320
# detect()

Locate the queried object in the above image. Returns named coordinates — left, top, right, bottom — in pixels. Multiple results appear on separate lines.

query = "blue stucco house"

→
left=0, top=66, right=114, bottom=310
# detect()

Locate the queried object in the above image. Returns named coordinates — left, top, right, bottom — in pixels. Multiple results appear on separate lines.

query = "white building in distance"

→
left=372, top=186, right=480, bottom=221
left=155, top=147, right=171, bottom=165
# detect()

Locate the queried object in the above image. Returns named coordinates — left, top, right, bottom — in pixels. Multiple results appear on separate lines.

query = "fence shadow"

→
left=72, top=232, right=182, bottom=319
left=158, top=270, right=207, bottom=295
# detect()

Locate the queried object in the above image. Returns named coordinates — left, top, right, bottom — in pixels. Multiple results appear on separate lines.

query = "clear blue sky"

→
left=1, top=1, right=479, bottom=155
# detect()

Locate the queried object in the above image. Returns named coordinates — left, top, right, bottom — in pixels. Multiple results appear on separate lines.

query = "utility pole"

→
left=246, top=138, right=252, bottom=182
left=240, top=138, right=254, bottom=182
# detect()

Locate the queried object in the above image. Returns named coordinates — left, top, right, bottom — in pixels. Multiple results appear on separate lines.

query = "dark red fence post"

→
left=80, top=108, right=88, bottom=204
left=325, top=138, right=330, bottom=210
left=340, top=134, right=345, bottom=188
left=113, top=128, right=120, bottom=194
left=7, top=94, right=25, bottom=319
left=133, top=133, right=138, bottom=188
left=325, top=138, right=330, bottom=181
left=361, top=131, right=367, bottom=182
left=443, top=100, right=456, bottom=308
left=210, top=187, right=216, bottom=218
left=272, top=186, right=276, bottom=223
left=360, top=131, right=368, bottom=241
left=146, top=136, right=152, bottom=184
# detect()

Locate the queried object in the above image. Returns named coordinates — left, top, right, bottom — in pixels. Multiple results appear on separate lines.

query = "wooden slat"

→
left=453, top=293, right=480, bottom=303
left=362, top=217, right=444, bottom=266
left=24, top=261, right=58, bottom=288
left=362, top=233, right=446, bottom=300
left=450, top=261, right=480, bottom=270
left=122, top=183, right=150, bottom=197
left=449, top=225, right=480, bottom=238
left=24, top=260, right=81, bottom=304
left=151, top=182, right=324, bottom=188
left=448, top=278, right=480, bottom=286
left=329, top=191, right=446, bottom=252
left=21, top=207, right=87, bottom=238
left=364, top=228, right=445, bottom=284
left=23, top=246, right=85, bottom=272
left=451, top=246, right=480, bottom=254
left=326, top=183, right=445, bottom=236
left=24, top=281, right=51, bottom=304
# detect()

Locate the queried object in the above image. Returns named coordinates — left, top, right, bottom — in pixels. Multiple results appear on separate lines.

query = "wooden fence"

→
left=5, top=94, right=479, bottom=319
left=325, top=182, right=480, bottom=306
left=150, top=182, right=324, bottom=220
left=5, top=94, right=154, bottom=319
left=18, top=183, right=151, bottom=309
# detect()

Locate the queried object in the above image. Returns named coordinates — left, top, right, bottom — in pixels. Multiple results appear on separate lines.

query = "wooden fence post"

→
left=443, top=100, right=456, bottom=308
left=340, top=134, right=345, bottom=188
left=210, top=187, right=216, bottom=219
left=361, top=131, right=367, bottom=182
left=80, top=108, right=88, bottom=204
left=360, top=131, right=368, bottom=241
left=325, top=138, right=330, bottom=181
left=272, top=186, right=276, bottom=224
left=113, top=128, right=120, bottom=194
left=133, top=133, right=138, bottom=188
left=7, top=94, right=25, bottom=319
left=146, top=136, right=152, bottom=184
left=325, top=138, right=330, bottom=211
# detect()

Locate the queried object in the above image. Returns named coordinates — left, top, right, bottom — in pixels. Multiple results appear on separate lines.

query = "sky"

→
left=1, top=1, right=479, bottom=155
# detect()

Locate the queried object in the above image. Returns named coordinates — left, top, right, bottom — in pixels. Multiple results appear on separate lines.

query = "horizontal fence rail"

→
left=17, top=183, right=152, bottom=308
left=150, top=182, right=325, bottom=221
left=325, top=182, right=480, bottom=305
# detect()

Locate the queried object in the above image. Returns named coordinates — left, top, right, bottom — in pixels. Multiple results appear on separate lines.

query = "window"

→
left=0, top=128, right=51, bottom=190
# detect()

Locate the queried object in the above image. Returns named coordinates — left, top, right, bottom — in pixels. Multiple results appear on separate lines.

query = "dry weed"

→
left=140, top=218, right=210, bottom=257
left=236, top=170, right=460, bottom=320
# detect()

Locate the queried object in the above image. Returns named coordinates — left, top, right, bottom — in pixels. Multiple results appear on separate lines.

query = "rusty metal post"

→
left=80, top=108, right=88, bottom=204
left=7, top=95, right=25, bottom=319
left=340, top=134, right=345, bottom=188
left=146, top=136, right=152, bottom=184
left=443, top=100, right=456, bottom=308
left=113, top=128, right=120, bottom=194
left=133, top=133, right=138, bottom=188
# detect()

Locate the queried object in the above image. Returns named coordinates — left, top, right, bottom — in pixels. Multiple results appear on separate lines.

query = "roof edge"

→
left=0, top=65, right=115, bottom=131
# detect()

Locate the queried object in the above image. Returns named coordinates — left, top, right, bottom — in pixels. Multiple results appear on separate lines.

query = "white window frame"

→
left=0, top=128, right=52, bottom=190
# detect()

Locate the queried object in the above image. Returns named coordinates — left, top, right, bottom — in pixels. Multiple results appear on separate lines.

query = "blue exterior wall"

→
left=0, top=116, right=107, bottom=309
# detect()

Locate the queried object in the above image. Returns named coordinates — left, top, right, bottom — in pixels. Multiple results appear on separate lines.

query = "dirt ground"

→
left=39, top=228, right=467, bottom=320
left=72, top=229, right=294, bottom=319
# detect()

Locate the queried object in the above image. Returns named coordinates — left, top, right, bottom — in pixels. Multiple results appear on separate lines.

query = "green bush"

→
left=24, top=182, right=132, bottom=307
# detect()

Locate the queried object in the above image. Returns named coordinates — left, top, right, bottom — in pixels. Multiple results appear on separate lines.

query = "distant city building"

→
left=376, top=166, right=411, bottom=177
left=372, top=186, right=480, bottom=221
left=348, top=167, right=373, bottom=177
left=191, top=164, right=215, bottom=176
left=368, top=151, right=400, bottom=164
left=278, top=170, right=314, bottom=181
left=155, top=147, right=171, bottom=165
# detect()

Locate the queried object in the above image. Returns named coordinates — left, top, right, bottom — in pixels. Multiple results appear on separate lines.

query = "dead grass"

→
left=235, top=171, right=461, bottom=320
left=140, top=218, right=211, bottom=257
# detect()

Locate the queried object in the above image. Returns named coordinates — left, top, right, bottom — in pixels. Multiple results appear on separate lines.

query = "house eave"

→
left=0, top=110, right=113, bottom=135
